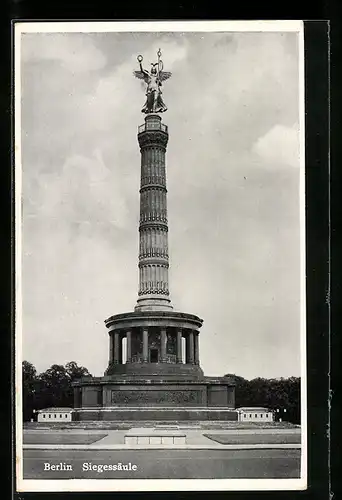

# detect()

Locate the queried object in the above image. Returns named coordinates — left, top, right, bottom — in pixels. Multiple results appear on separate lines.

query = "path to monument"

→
left=23, top=448, right=301, bottom=479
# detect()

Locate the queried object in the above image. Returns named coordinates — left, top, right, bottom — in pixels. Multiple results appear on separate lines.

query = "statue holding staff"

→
left=133, top=49, right=172, bottom=114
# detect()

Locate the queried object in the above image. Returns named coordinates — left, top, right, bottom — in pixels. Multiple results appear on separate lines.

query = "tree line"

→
left=22, top=361, right=300, bottom=423
left=224, top=374, right=301, bottom=424
left=22, top=360, right=91, bottom=421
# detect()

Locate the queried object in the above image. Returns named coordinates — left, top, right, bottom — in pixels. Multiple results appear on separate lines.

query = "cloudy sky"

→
left=19, top=26, right=303, bottom=380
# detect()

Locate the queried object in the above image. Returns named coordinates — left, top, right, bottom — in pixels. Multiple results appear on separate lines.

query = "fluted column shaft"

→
left=109, top=334, right=114, bottom=364
left=194, top=333, right=200, bottom=365
left=142, top=328, right=149, bottom=362
left=126, top=330, right=132, bottom=363
left=113, top=333, right=120, bottom=364
left=188, top=331, right=195, bottom=364
left=118, top=335, right=123, bottom=364
left=138, top=152, right=168, bottom=294
left=160, top=328, right=167, bottom=362
left=176, top=330, right=183, bottom=363
left=135, top=114, right=172, bottom=311
left=185, top=331, right=195, bottom=364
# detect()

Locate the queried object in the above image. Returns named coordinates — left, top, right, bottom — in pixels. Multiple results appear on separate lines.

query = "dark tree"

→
left=65, top=361, right=91, bottom=381
left=224, top=373, right=301, bottom=424
left=64, top=361, right=92, bottom=406
left=38, top=364, right=71, bottom=408
left=224, top=373, right=252, bottom=409
left=38, top=362, right=93, bottom=408
left=22, top=361, right=38, bottom=421
left=22, top=361, right=93, bottom=415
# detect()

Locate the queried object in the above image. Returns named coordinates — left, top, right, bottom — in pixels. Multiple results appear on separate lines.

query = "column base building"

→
left=73, top=113, right=236, bottom=422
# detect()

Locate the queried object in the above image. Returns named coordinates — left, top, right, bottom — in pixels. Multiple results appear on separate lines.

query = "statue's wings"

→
left=133, top=70, right=147, bottom=80
left=159, top=71, right=172, bottom=82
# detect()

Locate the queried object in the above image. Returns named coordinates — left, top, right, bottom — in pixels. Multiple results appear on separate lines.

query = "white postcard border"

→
left=15, top=19, right=307, bottom=493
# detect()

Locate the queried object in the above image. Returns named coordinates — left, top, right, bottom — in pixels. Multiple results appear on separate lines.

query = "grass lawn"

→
left=203, top=433, right=301, bottom=445
left=23, top=432, right=108, bottom=445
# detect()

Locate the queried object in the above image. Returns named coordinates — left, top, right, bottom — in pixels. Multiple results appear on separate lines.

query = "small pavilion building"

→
left=37, top=408, right=74, bottom=422
left=236, top=407, right=274, bottom=422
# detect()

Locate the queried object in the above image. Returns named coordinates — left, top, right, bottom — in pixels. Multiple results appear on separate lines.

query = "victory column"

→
left=73, top=50, right=236, bottom=421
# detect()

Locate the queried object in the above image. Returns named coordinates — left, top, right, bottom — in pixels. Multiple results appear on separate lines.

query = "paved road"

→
left=23, top=449, right=301, bottom=479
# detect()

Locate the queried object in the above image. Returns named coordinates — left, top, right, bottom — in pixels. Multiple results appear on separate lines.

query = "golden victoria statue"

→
left=133, top=49, right=172, bottom=114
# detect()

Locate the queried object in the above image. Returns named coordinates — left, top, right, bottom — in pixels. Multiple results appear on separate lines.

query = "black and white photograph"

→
left=15, top=20, right=306, bottom=492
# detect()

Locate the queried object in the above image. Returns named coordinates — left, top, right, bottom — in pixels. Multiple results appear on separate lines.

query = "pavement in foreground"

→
left=23, top=448, right=301, bottom=479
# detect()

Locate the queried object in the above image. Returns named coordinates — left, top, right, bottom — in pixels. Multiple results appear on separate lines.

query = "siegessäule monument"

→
left=73, top=50, right=236, bottom=421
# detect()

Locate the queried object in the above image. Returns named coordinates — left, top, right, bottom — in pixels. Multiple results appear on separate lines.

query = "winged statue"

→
left=133, top=49, right=172, bottom=114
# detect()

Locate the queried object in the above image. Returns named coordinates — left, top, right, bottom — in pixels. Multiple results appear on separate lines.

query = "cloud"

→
left=21, top=33, right=107, bottom=72
left=24, top=150, right=131, bottom=232
left=252, top=124, right=300, bottom=168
